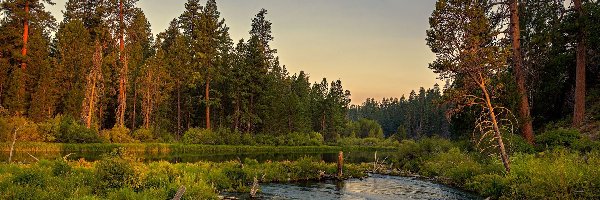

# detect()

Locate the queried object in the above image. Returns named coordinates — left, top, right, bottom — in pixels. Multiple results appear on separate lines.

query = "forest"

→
left=0, top=0, right=356, bottom=144
left=1, top=0, right=600, bottom=199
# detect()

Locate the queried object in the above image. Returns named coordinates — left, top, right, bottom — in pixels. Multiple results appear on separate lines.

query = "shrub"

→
left=572, top=137, right=600, bottom=152
left=55, top=116, right=101, bottom=143
left=182, top=128, right=220, bottom=145
left=100, top=126, right=137, bottom=143
left=96, top=155, right=137, bottom=192
left=12, top=168, right=47, bottom=187
left=132, top=128, right=155, bottom=142
left=241, top=133, right=255, bottom=145
left=421, top=148, right=483, bottom=186
left=536, top=128, right=581, bottom=150
left=466, top=174, right=509, bottom=199
left=346, top=119, right=384, bottom=139
left=286, top=132, right=311, bottom=146
left=0, top=116, right=43, bottom=142
left=308, top=132, right=324, bottom=146
left=254, top=134, right=277, bottom=146
left=52, top=159, right=72, bottom=176
left=505, top=134, right=535, bottom=154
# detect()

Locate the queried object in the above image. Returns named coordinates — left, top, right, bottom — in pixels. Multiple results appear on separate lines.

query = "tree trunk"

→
left=321, top=112, right=326, bottom=133
left=144, top=85, right=150, bottom=129
left=21, top=1, right=29, bottom=70
left=510, top=0, right=534, bottom=144
left=478, top=78, right=511, bottom=173
left=205, top=79, right=211, bottom=130
left=573, top=0, right=586, bottom=127
left=117, top=58, right=128, bottom=127
left=177, top=82, right=182, bottom=137
left=133, top=85, right=137, bottom=129
left=234, top=101, right=240, bottom=131
left=86, top=78, right=96, bottom=128
left=116, top=0, right=127, bottom=128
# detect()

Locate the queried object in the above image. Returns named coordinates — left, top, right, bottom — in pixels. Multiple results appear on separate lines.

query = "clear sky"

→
left=46, top=0, right=442, bottom=105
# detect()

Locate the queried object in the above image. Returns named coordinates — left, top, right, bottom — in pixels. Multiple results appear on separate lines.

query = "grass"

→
left=0, top=149, right=368, bottom=200
left=0, top=142, right=398, bottom=154
left=386, top=137, right=600, bottom=199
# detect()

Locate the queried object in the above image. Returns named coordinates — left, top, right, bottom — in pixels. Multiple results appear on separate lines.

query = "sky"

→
left=46, top=0, right=442, bottom=105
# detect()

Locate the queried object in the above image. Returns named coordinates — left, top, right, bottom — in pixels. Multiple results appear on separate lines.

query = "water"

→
left=0, top=150, right=397, bottom=164
left=2, top=151, right=479, bottom=199
left=254, top=174, right=480, bottom=200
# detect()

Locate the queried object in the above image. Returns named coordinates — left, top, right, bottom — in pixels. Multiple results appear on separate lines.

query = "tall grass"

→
left=0, top=154, right=368, bottom=199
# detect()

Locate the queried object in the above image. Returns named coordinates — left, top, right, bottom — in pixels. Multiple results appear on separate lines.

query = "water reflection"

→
left=259, top=174, right=480, bottom=200
left=0, top=150, right=396, bottom=164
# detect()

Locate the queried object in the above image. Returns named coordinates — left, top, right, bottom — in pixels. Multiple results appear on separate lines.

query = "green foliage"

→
left=52, top=159, right=72, bottom=176
left=348, top=85, right=450, bottom=138
left=345, top=118, right=384, bottom=139
left=505, top=134, right=536, bottom=154
left=0, top=116, right=44, bottom=142
left=182, top=128, right=220, bottom=145
left=100, top=127, right=137, bottom=143
left=96, top=155, right=137, bottom=192
left=394, top=137, right=455, bottom=172
left=337, top=137, right=400, bottom=148
left=55, top=116, right=102, bottom=143
left=421, top=148, right=484, bottom=186
left=132, top=128, right=156, bottom=142
left=536, top=128, right=581, bottom=150
left=0, top=154, right=367, bottom=199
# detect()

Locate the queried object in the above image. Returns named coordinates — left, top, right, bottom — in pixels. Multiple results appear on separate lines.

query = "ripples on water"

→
left=257, top=174, right=480, bottom=200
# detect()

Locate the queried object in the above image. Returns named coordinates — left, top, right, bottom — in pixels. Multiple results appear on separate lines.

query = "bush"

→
left=100, top=126, right=137, bottom=143
left=466, top=174, right=509, bottom=198
left=572, top=137, right=600, bottom=152
left=52, top=159, right=72, bottom=176
left=254, top=134, right=278, bottom=146
left=182, top=128, right=220, bottom=145
left=421, top=148, right=483, bottom=186
left=346, top=119, right=384, bottom=139
left=132, top=128, right=155, bottom=142
left=0, top=116, right=44, bottom=142
left=96, top=155, right=137, bottom=192
left=505, top=134, right=535, bottom=154
left=55, top=116, right=102, bottom=143
left=308, top=132, right=324, bottom=146
left=536, top=128, right=581, bottom=150
left=337, top=137, right=400, bottom=147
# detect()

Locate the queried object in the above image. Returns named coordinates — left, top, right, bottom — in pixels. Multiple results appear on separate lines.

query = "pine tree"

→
left=573, top=0, right=586, bottom=127
left=506, top=0, right=535, bottom=144
left=0, top=0, right=55, bottom=116
left=427, top=0, right=511, bottom=172
left=55, top=19, right=92, bottom=118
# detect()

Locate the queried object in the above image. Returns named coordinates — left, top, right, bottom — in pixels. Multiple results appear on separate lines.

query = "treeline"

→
left=425, top=0, right=600, bottom=171
left=348, top=83, right=451, bottom=139
left=0, top=0, right=351, bottom=142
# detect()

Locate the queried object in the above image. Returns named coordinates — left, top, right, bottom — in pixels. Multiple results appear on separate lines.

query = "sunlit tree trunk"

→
left=573, top=0, right=586, bottom=127
left=116, top=0, right=127, bottom=127
left=82, top=42, right=103, bottom=129
left=510, top=0, right=534, bottom=144
left=21, top=1, right=29, bottom=70
left=476, top=74, right=510, bottom=173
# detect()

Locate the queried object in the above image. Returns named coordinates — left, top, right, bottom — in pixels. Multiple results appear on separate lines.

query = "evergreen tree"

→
left=427, top=0, right=511, bottom=172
